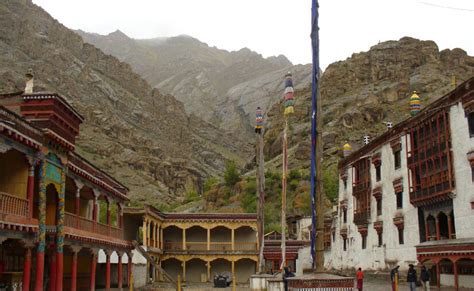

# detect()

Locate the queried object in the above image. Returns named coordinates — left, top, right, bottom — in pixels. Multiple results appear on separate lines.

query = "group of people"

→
left=356, top=264, right=431, bottom=291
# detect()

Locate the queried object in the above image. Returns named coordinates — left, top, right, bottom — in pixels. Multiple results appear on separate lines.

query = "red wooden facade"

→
left=352, top=157, right=371, bottom=226
left=407, top=110, right=455, bottom=207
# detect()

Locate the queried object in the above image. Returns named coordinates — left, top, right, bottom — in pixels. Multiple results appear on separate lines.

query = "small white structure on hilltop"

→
left=327, top=78, right=474, bottom=290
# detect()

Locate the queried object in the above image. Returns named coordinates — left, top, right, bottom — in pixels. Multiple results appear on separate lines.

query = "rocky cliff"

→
left=262, top=37, right=474, bottom=180
left=0, top=0, right=252, bottom=206
left=77, top=30, right=312, bottom=141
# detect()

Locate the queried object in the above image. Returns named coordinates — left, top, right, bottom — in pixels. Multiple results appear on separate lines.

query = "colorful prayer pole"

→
left=255, top=107, right=265, bottom=273
left=410, top=91, right=421, bottom=116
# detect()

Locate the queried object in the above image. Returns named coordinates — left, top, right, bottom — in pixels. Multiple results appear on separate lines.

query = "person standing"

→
left=391, top=265, right=400, bottom=291
left=420, top=265, right=431, bottom=291
left=407, top=264, right=418, bottom=291
left=356, top=268, right=364, bottom=291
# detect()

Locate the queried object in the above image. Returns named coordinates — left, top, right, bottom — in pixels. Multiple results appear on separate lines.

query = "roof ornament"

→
left=363, top=135, right=370, bottom=145
left=25, top=69, right=34, bottom=94
left=343, top=143, right=352, bottom=158
left=255, top=107, right=264, bottom=134
left=383, top=121, right=393, bottom=130
left=410, top=91, right=421, bottom=116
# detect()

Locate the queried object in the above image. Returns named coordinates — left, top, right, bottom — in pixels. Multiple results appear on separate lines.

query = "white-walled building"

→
left=327, top=77, right=474, bottom=289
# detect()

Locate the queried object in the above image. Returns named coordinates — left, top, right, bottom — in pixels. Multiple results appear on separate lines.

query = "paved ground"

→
left=138, top=277, right=474, bottom=290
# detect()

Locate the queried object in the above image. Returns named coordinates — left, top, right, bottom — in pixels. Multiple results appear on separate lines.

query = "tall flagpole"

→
left=281, top=72, right=295, bottom=270
left=310, top=0, right=324, bottom=271
left=255, top=107, right=265, bottom=273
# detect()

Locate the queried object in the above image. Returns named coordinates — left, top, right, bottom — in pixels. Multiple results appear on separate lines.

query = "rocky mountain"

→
left=77, top=30, right=312, bottom=141
left=0, top=0, right=252, bottom=206
left=262, top=37, right=474, bottom=183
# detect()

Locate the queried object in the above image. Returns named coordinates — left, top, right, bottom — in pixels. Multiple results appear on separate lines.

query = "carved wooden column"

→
left=89, top=250, right=98, bottom=291
left=143, top=219, right=148, bottom=247
left=453, top=260, right=459, bottom=290
left=34, top=161, right=46, bottom=291
left=70, top=246, right=82, bottom=291
left=182, top=228, right=186, bottom=250
left=74, top=181, right=84, bottom=217
left=117, top=251, right=123, bottom=289
left=26, top=157, right=36, bottom=219
left=22, top=244, right=34, bottom=291
left=447, top=214, right=453, bottom=239
left=435, top=216, right=441, bottom=241
left=231, top=228, right=235, bottom=251
left=182, top=260, right=186, bottom=282
left=207, top=228, right=211, bottom=251
left=105, top=250, right=111, bottom=290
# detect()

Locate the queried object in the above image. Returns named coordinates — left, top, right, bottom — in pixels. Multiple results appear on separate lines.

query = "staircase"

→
left=132, top=240, right=177, bottom=289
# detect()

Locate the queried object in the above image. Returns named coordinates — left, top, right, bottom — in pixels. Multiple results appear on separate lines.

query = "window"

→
left=468, top=112, right=474, bottom=137
left=343, top=179, right=347, bottom=190
left=332, top=231, right=335, bottom=242
left=471, top=164, right=474, bottom=182
left=394, top=150, right=401, bottom=169
left=398, top=228, right=404, bottom=244
left=343, top=238, right=347, bottom=251
left=362, top=235, right=367, bottom=249
left=378, top=232, right=383, bottom=246
left=396, top=192, right=403, bottom=209
left=377, top=199, right=382, bottom=216
left=376, top=164, right=381, bottom=181
left=343, top=209, right=347, bottom=224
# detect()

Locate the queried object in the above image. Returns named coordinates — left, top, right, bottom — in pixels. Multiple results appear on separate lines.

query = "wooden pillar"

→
left=231, top=228, right=235, bottom=251
left=160, top=226, right=164, bottom=249
left=207, top=228, right=211, bottom=251
left=155, top=224, right=158, bottom=248
left=425, top=219, right=430, bottom=241
left=26, top=162, right=35, bottom=219
left=182, top=260, right=186, bottom=282
left=127, top=253, right=133, bottom=287
left=143, top=219, right=148, bottom=247
left=74, top=181, right=83, bottom=217
left=106, top=201, right=111, bottom=225
left=35, top=161, right=46, bottom=291
left=207, top=261, right=211, bottom=282
left=117, top=252, right=123, bottom=289
left=453, top=260, right=459, bottom=291
left=436, top=216, right=441, bottom=240
left=231, top=260, right=235, bottom=283
left=90, top=252, right=97, bottom=291
left=147, top=221, right=151, bottom=247
left=182, top=228, right=186, bottom=250
left=436, top=262, right=441, bottom=288
left=71, top=250, right=78, bottom=291
left=56, top=170, right=66, bottom=291
left=105, top=251, right=111, bottom=290
left=448, top=215, right=453, bottom=239
left=23, top=246, right=33, bottom=291
left=49, top=252, right=57, bottom=291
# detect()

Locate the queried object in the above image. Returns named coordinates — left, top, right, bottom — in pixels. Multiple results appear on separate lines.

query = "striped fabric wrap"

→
left=410, top=91, right=421, bottom=116
left=284, top=72, right=295, bottom=115
left=255, top=107, right=264, bottom=133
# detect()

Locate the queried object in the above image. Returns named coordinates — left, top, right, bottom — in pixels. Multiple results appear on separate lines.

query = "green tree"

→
left=224, top=160, right=241, bottom=187
left=323, top=163, right=339, bottom=202
left=204, top=177, right=219, bottom=192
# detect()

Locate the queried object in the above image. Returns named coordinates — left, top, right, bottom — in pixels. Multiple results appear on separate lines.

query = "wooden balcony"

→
left=163, top=241, right=257, bottom=252
left=64, top=212, right=123, bottom=240
left=353, top=211, right=370, bottom=225
left=0, top=192, right=28, bottom=218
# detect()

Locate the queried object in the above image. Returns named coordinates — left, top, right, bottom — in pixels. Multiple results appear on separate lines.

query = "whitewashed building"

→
left=327, top=77, right=474, bottom=289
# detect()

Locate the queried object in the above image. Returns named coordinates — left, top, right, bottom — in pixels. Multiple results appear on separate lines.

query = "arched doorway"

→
left=186, top=258, right=207, bottom=282
left=186, top=226, right=207, bottom=250
left=210, top=258, right=231, bottom=277
left=163, top=226, right=183, bottom=250
left=46, top=184, right=59, bottom=225
left=162, top=258, right=183, bottom=282
left=439, top=258, right=454, bottom=287
left=438, top=212, right=449, bottom=240
left=235, top=258, right=256, bottom=283
left=426, top=215, right=436, bottom=241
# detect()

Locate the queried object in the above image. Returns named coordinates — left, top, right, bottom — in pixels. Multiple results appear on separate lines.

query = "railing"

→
left=64, top=212, right=123, bottom=240
left=0, top=192, right=29, bottom=217
left=186, top=242, right=207, bottom=250
left=234, top=242, right=258, bottom=251
left=209, top=242, right=233, bottom=251
left=163, top=241, right=257, bottom=252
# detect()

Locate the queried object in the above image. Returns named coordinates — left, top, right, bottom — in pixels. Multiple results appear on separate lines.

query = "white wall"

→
left=328, top=135, right=419, bottom=272
left=449, top=103, right=474, bottom=239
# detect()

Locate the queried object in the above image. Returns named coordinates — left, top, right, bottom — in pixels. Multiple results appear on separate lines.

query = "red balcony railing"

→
left=0, top=192, right=28, bottom=217
left=64, top=212, right=123, bottom=240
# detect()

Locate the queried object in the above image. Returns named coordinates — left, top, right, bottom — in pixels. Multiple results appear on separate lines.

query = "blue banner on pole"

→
left=310, top=0, right=319, bottom=269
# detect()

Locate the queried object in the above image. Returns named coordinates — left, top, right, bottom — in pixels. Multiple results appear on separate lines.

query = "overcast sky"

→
left=33, top=0, right=473, bottom=70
